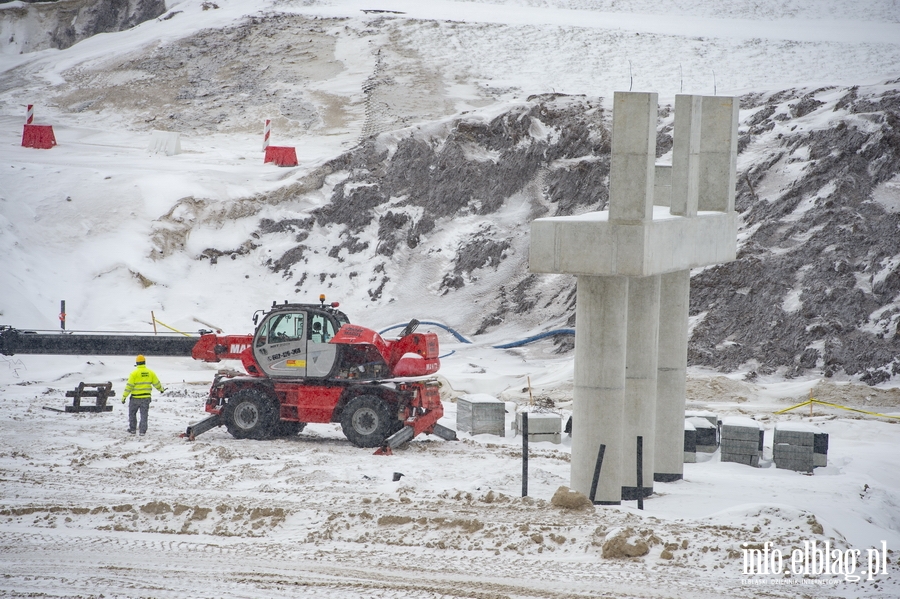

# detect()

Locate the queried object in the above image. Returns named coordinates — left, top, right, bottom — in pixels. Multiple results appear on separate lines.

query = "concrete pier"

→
left=622, top=274, right=660, bottom=499
left=530, top=91, right=738, bottom=501
left=572, top=275, right=627, bottom=504
left=654, top=269, right=690, bottom=482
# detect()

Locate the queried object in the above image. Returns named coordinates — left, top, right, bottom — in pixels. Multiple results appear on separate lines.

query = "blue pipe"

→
left=379, top=321, right=472, bottom=343
left=379, top=321, right=574, bottom=350
left=492, top=329, right=575, bottom=349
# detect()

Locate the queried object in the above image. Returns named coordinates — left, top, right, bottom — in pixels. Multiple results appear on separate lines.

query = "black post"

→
left=521, top=413, right=529, bottom=497
left=636, top=435, right=644, bottom=510
left=589, top=443, right=606, bottom=504
left=60, top=300, right=66, bottom=331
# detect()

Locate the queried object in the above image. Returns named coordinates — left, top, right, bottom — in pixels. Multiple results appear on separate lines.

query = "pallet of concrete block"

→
left=773, top=422, right=828, bottom=473
left=515, top=411, right=562, bottom=444
left=685, top=412, right=718, bottom=454
left=456, top=394, right=506, bottom=437
left=720, top=417, right=763, bottom=467
left=684, top=419, right=697, bottom=463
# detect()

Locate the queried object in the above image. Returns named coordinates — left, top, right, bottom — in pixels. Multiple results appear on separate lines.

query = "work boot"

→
left=127, top=429, right=136, bottom=434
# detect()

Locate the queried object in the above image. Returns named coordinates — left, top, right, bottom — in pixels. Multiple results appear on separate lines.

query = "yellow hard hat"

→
left=136, top=355, right=146, bottom=365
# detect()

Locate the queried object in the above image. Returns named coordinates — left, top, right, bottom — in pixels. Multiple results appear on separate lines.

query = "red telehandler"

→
left=0, top=297, right=456, bottom=452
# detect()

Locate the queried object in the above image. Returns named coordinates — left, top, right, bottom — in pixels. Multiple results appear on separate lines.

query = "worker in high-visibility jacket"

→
left=122, top=355, right=165, bottom=435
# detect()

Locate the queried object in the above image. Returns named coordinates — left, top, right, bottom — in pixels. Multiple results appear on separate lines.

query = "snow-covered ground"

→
left=3, top=351, right=900, bottom=597
left=2, top=0, right=900, bottom=597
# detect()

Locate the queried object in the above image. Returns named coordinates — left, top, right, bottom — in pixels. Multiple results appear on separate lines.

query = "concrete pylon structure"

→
left=529, top=92, right=738, bottom=504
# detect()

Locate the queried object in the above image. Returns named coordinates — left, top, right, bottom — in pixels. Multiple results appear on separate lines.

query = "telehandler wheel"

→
left=273, top=420, right=307, bottom=437
left=340, top=394, right=393, bottom=448
left=223, top=389, right=278, bottom=440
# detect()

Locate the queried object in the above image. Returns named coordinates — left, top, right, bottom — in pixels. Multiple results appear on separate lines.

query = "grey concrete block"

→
left=696, top=444, right=718, bottom=454
left=684, top=427, right=697, bottom=452
left=721, top=452, right=759, bottom=467
left=774, top=429, right=814, bottom=446
left=686, top=416, right=718, bottom=448
left=721, top=438, right=761, bottom=455
left=773, top=425, right=828, bottom=470
left=775, top=459, right=813, bottom=472
left=774, top=441, right=815, bottom=472
left=774, top=444, right=814, bottom=459
left=685, top=412, right=718, bottom=428
left=721, top=425, right=761, bottom=442
left=684, top=451, right=697, bottom=463
left=695, top=428, right=717, bottom=447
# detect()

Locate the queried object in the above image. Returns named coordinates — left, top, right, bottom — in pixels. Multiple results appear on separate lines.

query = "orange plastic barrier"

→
left=21, top=124, right=57, bottom=149
left=264, top=146, right=297, bottom=167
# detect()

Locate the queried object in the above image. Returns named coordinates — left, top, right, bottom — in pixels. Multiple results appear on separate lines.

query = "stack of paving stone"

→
left=773, top=423, right=828, bottom=472
left=814, top=431, right=829, bottom=467
left=720, top=417, right=763, bottom=467
left=456, top=394, right=506, bottom=437
left=685, top=414, right=718, bottom=454
left=683, top=419, right=697, bottom=463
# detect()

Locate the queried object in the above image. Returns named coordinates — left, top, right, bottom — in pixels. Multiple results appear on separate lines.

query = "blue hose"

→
left=492, top=329, right=575, bottom=349
left=379, top=321, right=472, bottom=343
left=379, top=321, right=574, bottom=349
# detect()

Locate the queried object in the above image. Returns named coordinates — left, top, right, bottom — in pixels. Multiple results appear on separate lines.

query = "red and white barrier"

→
left=21, top=104, right=56, bottom=149
left=264, top=146, right=298, bottom=167
left=261, top=119, right=296, bottom=166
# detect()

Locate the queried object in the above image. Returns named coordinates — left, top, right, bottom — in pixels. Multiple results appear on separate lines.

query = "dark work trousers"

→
left=128, top=397, right=151, bottom=434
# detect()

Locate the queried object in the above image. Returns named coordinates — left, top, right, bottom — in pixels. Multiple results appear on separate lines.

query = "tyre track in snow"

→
left=0, top=389, right=827, bottom=598
left=1, top=530, right=765, bottom=599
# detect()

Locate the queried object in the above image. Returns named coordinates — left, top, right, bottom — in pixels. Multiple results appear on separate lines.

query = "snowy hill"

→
left=2, top=1, right=900, bottom=597
left=3, top=0, right=900, bottom=381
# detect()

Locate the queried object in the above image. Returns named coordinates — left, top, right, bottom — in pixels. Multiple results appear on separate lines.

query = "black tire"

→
left=273, top=420, right=307, bottom=437
left=223, top=389, right=278, bottom=440
left=340, top=394, right=393, bottom=448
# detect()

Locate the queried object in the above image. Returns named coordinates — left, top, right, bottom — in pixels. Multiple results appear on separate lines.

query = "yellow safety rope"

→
left=151, top=316, right=192, bottom=337
left=775, top=398, right=900, bottom=420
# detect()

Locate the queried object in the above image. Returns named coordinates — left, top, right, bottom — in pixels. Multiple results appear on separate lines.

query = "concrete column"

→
left=621, top=274, right=660, bottom=500
left=654, top=269, right=690, bottom=481
left=528, top=91, right=738, bottom=508
left=698, top=96, right=739, bottom=213
left=671, top=94, right=702, bottom=217
left=571, top=274, right=628, bottom=505
left=653, top=165, right=671, bottom=207
left=609, top=91, right=658, bottom=223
